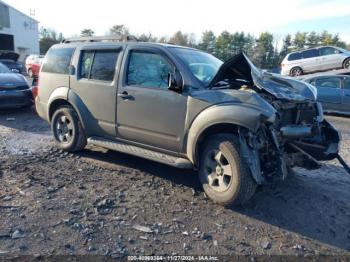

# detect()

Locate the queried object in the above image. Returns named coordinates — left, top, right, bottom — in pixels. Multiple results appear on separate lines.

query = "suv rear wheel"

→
left=51, top=106, right=87, bottom=152
left=290, top=67, right=303, bottom=76
left=198, top=134, right=257, bottom=206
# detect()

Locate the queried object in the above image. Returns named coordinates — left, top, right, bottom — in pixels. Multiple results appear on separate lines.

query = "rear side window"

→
left=287, top=53, right=302, bottom=61
left=302, top=49, right=319, bottom=59
left=315, top=77, right=341, bottom=89
left=79, top=50, right=119, bottom=81
left=41, top=48, right=74, bottom=74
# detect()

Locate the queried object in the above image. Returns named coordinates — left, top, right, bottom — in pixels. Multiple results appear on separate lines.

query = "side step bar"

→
left=87, top=137, right=193, bottom=169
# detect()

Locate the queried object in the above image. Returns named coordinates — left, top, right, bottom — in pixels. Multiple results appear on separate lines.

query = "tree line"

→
left=39, top=25, right=350, bottom=69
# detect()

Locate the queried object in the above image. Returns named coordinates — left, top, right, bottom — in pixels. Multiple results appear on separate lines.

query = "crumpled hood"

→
left=209, top=53, right=316, bottom=101
left=0, top=73, right=27, bottom=86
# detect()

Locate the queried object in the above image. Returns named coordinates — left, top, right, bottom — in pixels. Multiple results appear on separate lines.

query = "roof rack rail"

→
left=62, top=35, right=139, bottom=43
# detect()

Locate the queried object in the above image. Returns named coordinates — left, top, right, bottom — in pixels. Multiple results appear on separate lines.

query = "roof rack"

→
left=62, top=35, right=139, bottom=43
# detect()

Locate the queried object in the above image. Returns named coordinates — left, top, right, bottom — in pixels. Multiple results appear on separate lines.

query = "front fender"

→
left=186, top=103, right=275, bottom=164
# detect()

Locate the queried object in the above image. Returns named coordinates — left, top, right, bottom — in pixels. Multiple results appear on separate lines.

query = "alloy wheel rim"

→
left=55, top=114, right=74, bottom=143
left=204, top=149, right=233, bottom=192
left=345, top=60, right=350, bottom=69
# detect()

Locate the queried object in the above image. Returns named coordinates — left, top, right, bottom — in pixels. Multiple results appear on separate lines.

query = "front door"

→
left=116, top=47, right=187, bottom=153
left=341, top=77, right=350, bottom=112
left=319, top=47, right=343, bottom=71
left=314, top=76, right=342, bottom=112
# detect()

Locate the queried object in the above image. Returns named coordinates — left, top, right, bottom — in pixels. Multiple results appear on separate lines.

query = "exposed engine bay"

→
left=208, top=53, right=348, bottom=182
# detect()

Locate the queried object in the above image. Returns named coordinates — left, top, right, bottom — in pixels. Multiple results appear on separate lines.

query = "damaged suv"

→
left=35, top=36, right=341, bottom=205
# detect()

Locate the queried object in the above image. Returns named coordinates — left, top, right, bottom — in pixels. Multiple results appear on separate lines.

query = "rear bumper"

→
left=35, top=95, right=48, bottom=121
left=0, top=90, right=32, bottom=108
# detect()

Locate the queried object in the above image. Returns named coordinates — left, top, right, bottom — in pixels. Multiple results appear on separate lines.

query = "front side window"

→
left=127, top=51, right=173, bottom=88
left=302, top=49, right=319, bottom=59
left=319, top=47, right=337, bottom=56
left=315, top=77, right=341, bottom=89
left=79, top=50, right=119, bottom=81
left=170, top=47, right=223, bottom=86
left=41, top=48, right=74, bottom=74
left=344, top=78, right=350, bottom=90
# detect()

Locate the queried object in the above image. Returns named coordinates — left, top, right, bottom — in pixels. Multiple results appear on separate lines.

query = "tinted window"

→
left=319, top=47, right=338, bottom=56
left=288, top=52, right=302, bottom=61
left=90, top=50, right=119, bottom=81
left=127, top=51, right=173, bottom=88
left=79, top=51, right=94, bottom=79
left=315, top=77, right=341, bottom=89
left=79, top=50, right=119, bottom=81
left=42, top=48, right=74, bottom=74
left=302, top=49, right=319, bottom=59
left=344, top=78, right=350, bottom=90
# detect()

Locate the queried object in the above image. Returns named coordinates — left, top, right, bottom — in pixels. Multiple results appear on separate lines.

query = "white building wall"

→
left=0, top=1, right=39, bottom=61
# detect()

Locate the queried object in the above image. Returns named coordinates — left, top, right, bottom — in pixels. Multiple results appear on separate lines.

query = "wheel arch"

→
left=290, top=66, right=303, bottom=76
left=342, top=56, right=350, bottom=68
left=185, top=104, right=270, bottom=167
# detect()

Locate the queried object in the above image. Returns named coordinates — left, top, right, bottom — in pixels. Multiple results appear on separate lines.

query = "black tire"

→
left=343, top=58, right=350, bottom=69
left=290, top=67, right=303, bottom=77
left=198, top=134, right=257, bottom=206
left=51, top=106, right=86, bottom=152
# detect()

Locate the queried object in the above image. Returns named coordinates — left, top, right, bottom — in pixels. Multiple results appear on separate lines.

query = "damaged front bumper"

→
left=239, top=102, right=343, bottom=184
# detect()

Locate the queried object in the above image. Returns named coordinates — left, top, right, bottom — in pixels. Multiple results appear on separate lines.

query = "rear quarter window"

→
left=287, top=53, right=302, bottom=61
left=41, top=48, right=74, bottom=74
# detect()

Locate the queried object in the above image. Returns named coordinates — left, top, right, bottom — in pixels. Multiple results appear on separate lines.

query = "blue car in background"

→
left=304, top=75, right=350, bottom=115
left=0, top=62, right=32, bottom=109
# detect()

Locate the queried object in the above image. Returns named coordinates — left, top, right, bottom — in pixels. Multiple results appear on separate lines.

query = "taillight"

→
left=31, top=76, right=39, bottom=99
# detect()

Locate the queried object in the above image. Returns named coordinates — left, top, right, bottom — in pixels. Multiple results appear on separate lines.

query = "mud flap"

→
left=238, top=129, right=264, bottom=184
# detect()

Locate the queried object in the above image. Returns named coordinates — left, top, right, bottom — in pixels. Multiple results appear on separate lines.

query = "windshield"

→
left=170, top=47, right=223, bottom=86
left=0, top=62, right=11, bottom=73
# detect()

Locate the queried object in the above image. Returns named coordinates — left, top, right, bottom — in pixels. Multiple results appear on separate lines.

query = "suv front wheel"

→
left=199, top=134, right=257, bottom=206
left=51, top=106, right=87, bottom=152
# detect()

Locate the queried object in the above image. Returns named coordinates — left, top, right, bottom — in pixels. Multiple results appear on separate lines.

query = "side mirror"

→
left=168, top=72, right=183, bottom=93
left=69, top=65, right=76, bottom=75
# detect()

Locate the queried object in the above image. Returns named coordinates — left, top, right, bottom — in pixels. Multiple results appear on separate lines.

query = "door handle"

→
left=118, top=91, right=133, bottom=100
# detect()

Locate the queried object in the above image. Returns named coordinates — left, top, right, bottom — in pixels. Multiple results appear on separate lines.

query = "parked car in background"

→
left=281, top=46, right=350, bottom=76
left=0, top=59, right=24, bottom=74
left=304, top=75, right=350, bottom=115
left=0, top=62, right=32, bottom=108
left=25, top=55, right=44, bottom=78
left=26, top=60, right=42, bottom=78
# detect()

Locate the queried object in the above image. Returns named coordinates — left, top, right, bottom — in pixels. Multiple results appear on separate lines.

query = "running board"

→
left=87, top=137, right=193, bottom=169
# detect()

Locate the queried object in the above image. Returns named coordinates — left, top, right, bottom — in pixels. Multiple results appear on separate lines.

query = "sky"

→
left=3, top=0, right=350, bottom=43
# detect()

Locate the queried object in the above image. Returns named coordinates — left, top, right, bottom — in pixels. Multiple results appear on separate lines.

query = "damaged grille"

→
left=275, top=102, right=317, bottom=128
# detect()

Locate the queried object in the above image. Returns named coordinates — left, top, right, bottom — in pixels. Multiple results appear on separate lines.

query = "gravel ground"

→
left=0, top=107, right=350, bottom=259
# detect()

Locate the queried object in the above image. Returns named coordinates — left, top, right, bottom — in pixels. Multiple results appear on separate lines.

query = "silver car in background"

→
left=281, top=46, right=350, bottom=76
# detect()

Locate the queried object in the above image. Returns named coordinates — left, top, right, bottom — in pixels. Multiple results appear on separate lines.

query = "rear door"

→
left=116, top=46, right=188, bottom=152
left=341, top=77, right=350, bottom=112
left=69, top=46, right=122, bottom=137
left=301, top=49, right=320, bottom=73
left=313, top=76, right=342, bottom=112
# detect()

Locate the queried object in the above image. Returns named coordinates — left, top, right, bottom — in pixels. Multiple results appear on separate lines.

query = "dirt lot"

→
left=0, top=107, right=350, bottom=259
